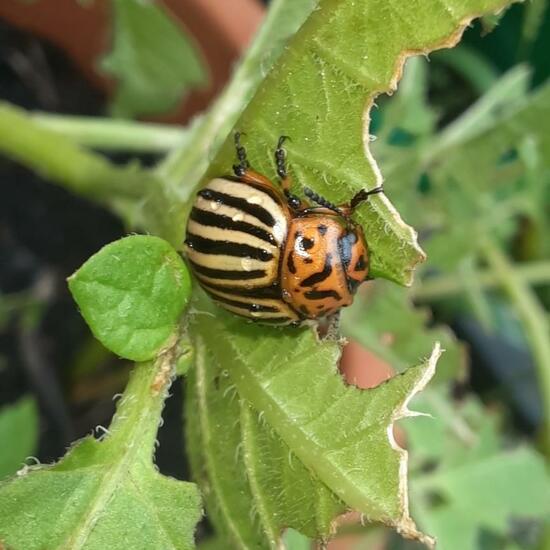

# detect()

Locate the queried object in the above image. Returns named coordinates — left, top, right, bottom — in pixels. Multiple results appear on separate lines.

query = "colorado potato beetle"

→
left=184, top=133, right=383, bottom=325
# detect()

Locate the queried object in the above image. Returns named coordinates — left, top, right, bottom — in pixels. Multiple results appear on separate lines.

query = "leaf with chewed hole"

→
left=185, top=325, right=345, bottom=548
left=342, top=282, right=465, bottom=383
left=202, top=0, right=518, bottom=286
left=68, top=235, right=191, bottom=362
left=186, top=293, right=441, bottom=547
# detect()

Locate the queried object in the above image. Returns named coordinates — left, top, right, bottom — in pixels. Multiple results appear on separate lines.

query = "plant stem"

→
left=157, top=0, right=315, bottom=193
left=421, top=65, right=531, bottom=165
left=0, top=101, right=156, bottom=201
left=480, top=237, right=550, bottom=456
left=432, top=45, right=499, bottom=95
left=108, top=341, right=179, bottom=459
left=458, top=257, right=495, bottom=330
left=413, top=260, right=550, bottom=301
left=33, top=113, right=187, bottom=153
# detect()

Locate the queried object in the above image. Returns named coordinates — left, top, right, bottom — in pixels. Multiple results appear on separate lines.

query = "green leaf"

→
left=435, top=447, right=550, bottom=527
left=424, top=81, right=550, bottom=270
left=0, top=397, right=38, bottom=479
left=158, top=0, right=319, bottom=196
left=187, top=293, right=440, bottom=547
left=185, top=333, right=345, bottom=548
left=283, top=528, right=312, bottom=550
left=374, top=67, right=550, bottom=272
left=0, top=360, right=202, bottom=550
left=415, top=448, right=550, bottom=550
left=102, top=0, right=207, bottom=118
left=519, top=0, right=548, bottom=57
left=406, top=394, right=550, bottom=550
left=203, top=0, right=518, bottom=286
left=374, top=64, right=532, bottom=227
left=68, top=235, right=191, bottom=362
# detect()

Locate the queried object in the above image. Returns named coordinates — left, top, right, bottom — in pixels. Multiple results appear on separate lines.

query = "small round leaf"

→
left=68, top=235, right=190, bottom=361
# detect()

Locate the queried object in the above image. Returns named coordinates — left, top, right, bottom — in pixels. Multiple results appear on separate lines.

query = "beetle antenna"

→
left=304, top=187, right=345, bottom=216
left=350, top=185, right=384, bottom=210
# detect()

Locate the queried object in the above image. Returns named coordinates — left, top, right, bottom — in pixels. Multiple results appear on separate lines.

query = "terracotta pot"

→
left=0, top=0, right=264, bottom=122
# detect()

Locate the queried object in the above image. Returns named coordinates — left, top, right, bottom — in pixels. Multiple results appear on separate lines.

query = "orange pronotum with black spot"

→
left=184, top=133, right=382, bottom=325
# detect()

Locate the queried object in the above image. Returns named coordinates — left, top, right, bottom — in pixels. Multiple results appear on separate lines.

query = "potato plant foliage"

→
left=1, top=0, right=549, bottom=549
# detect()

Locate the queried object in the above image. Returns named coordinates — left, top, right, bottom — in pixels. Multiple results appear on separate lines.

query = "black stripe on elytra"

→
left=190, top=207, right=276, bottom=245
left=304, top=289, right=341, bottom=301
left=209, top=293, right=280, bottom=313
left=189, top=260, right=266, bottom=280
left=186, top=234, right=273, bottom=261
left=198, top=188, right=276, bottom=227
left=202, top=282, right=282, bottom=300
left=299, top=253, right=333, bottom=287
left=221, top=176, right=284, bottom=203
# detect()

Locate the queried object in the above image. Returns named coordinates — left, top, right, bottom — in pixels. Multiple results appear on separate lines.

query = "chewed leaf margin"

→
left=391, top=343, right=441, bottom=547
left=196, top=0, right=518, bottom=287
left=187, top=288, right=443, bottom=547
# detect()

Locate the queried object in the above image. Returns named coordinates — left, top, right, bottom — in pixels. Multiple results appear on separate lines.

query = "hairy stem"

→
left=108, top=343, right=178, bottom=458
left=0, top=101, right=158, bottom=202
left=480, top=237, right=550, bottom=456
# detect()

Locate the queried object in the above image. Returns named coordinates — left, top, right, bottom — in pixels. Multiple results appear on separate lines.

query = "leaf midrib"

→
left=227, top=339, right=403, bottom=520
left=194, top=338, right=252, bottom=549
left=62, top=363, right=176, bottom=549
left=240, top=402, right=280, bottom=548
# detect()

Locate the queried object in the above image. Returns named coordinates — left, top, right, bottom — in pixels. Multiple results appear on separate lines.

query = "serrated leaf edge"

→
left=391, top=342, right=441, bottom=548
left=360, top=2, right=517, bottom=286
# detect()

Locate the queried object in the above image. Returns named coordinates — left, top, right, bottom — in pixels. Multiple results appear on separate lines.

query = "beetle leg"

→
left=275, top=135, right=290, bottom=181
left=349, top=185, right=385, bottom=211
left=233, top=131, right=250, bottom=177
left=275, top=135, right=302, bottom=209
left=231, top=132, right=275, bottom=186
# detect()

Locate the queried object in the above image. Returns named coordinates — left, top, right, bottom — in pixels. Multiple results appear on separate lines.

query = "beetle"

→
left=184, top=133, right=383, bottom=325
